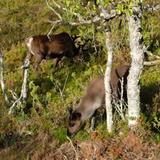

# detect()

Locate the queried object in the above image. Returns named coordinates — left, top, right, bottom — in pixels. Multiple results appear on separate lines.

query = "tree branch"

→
left=52, top=0, right=61, bottom=9
left=46, top=0, right=62, bottom=21
left=99, top=6, right=122, bottom=21
left=145, top=51, right=160, bottom=60
left=9, top=58, right=30, bottom=114
left=47, top=2, right=160, bottom=29
left=143, top=45, right=160, bottom=65
left=143, top=4, right=160, bottom=12
left=48, top=10, right=120, bottom=27
left=144, top=60, right=160, bottom=66
left=48, top=16, right=101, bottom=26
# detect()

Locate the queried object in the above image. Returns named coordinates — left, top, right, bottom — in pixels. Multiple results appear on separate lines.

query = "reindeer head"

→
left=67, top=106, right=82, bottom=136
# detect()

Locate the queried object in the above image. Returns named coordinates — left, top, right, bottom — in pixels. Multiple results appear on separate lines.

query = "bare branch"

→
left=67, top=136, right=78, bottom=160
left=109, top=1, right=160, bottom=12
left=61, top=72, right=69, bottom=95
left=47, top=24, right=56, bottom=38
left=48, top=8, right=122, bottom=26
left=46, top=0, right=62, bottom=21
left=144, top=60, right=160, bottom=66
left=143, top=45, right=160, bottom=66
left=9, top=89, right=18, bottom=101
left=47, top=1, right=160, bottom=29
left=47, top=20, right=61, bottom=25
left=143, top=4, right=160, bottom=12
left=48, top=16, right=101, bottom=26
left=146, top=51, right=160, bottom=60
left=99, top=6, right=122, bottom=20
left=9, top=58, right=30, bottom=114
left=9, top=95, right=22, bottom=114
left=52, top=0, right=61, bottom=9
left=52, top=0, right=83, bottom=20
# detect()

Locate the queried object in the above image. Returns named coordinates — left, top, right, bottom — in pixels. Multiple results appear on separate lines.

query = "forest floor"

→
left=0, top=1, right=160, bottom=159
left=0, top=129, right=160, bottom=160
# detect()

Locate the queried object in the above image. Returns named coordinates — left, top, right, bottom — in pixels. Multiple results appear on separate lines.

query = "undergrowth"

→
left=0, top=0, right=160, bottom=159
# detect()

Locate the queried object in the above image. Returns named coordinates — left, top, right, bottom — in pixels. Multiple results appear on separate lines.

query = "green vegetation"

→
left=0, top=0, right=159, bottom=159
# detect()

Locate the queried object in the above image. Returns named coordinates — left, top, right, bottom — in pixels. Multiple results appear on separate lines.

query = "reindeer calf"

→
left=67, top=65, right=130, bottom=136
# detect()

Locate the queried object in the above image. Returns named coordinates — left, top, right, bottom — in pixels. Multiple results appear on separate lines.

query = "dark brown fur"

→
left=67, top=65, right=130, bottom=136
left=25, top=32, right=79, bottom=69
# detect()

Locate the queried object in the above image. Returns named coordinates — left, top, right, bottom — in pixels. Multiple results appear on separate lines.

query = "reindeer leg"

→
left=34, top=55, right=43, bottom=71
left=90, top=111, right=97, bottom=131
left=55, top=58, right=61, bottom=68
left=51, top=58, right=62, bottom=75
left=90, top=116, right=96, bottom=131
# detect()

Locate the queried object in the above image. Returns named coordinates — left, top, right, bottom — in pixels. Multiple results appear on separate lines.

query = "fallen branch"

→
left=9, top=58, right=30, bottom=114
left=66, top=136, right=78, bottom=160
left=8, top=89, right=18, bottom=101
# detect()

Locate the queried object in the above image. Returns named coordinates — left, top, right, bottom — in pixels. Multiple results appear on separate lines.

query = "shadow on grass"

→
left=141, top=82, right=159, bottom=112
left=140, top=82, right=160, bottom=132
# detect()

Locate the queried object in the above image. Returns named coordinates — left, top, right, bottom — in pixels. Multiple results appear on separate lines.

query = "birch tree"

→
left=104, top=26, right=113, bottom=132
left=45, top=0, right=160, bottom=131
left=127, top=1, right=144, bottom=127
left=0, top=51, right=9, bottom=105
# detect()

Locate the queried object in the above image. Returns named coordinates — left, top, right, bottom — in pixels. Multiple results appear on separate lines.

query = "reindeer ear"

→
left=67, top=106, right=73, bottom=114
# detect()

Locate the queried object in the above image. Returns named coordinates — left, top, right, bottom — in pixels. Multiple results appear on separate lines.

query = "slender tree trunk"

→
left=127, top=2, right=144, bottom=127
left=21, top=58, right=30, bottom=100
left=0, top=52, right=9, bottom=104
left=104, top=26, right=113, bottom=133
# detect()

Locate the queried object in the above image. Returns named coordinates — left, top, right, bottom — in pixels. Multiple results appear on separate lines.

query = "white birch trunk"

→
left=127, top=3, right=144, bottom=127
left=104, top=27, right=113, bottom=133
left=0, top=52, right=9, bottom=104
left=21, top=58, right=30, bottom=100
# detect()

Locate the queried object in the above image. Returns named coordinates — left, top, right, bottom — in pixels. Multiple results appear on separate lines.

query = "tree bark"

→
left=127, top=2, right=144, bottom=127
left=21, top=58, right=30, bottom=100
left=0, top=52, right=9, bottom=105
left=104, top=26, right=113, bottom=133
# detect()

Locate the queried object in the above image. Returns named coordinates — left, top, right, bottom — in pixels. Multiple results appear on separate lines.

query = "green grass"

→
left=0, top=0, right=160, bottom=158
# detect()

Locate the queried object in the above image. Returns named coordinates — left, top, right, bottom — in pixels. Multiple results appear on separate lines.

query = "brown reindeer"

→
left=67, top=65, right=130, bottom=136
left=25, top=32, right=79, bottom=70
